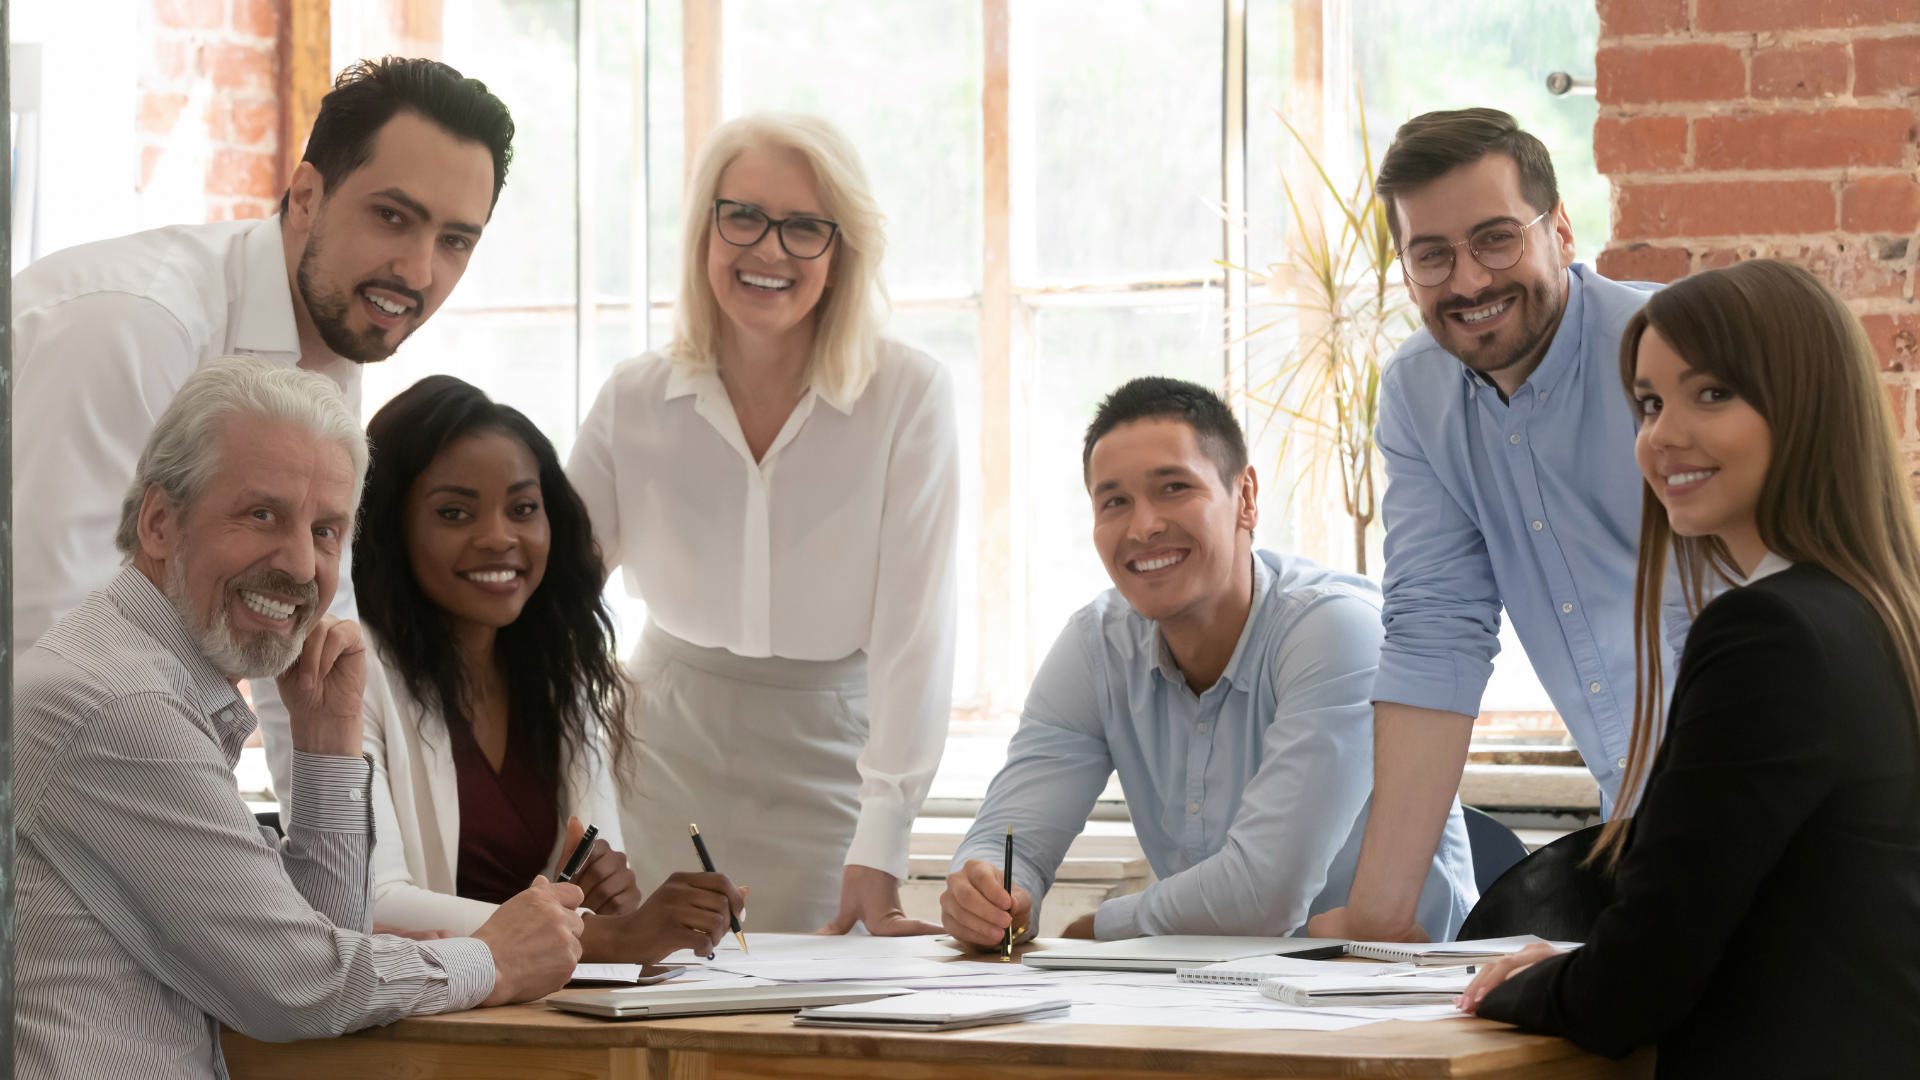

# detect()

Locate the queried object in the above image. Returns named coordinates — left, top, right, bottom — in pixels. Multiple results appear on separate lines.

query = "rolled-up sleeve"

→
left=1373, top=372, right=1501, bottom=717
left=844, top=364, right=961, bottom=880
left=22, top=696, right=495, bottom=1041
left=1093, top=591, right=1379, bottom=939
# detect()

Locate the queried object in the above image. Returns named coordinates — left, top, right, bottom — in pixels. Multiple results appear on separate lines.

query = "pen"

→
left=1002, top=825, right=1015, bottom=962
left=688, top=824, right=749, bottom=955
left=556, top=824, right=598, bottom=884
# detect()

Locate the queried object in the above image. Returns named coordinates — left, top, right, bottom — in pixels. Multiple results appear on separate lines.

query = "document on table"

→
left=661, top=934, right=961, bottom=966
left=701, top=957, right=967, bottom=982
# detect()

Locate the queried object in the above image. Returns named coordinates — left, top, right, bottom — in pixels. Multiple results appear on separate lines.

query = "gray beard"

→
left=164, top=544, right=319, bottom=680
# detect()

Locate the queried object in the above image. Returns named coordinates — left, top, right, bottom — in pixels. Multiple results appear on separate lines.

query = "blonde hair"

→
left=669, top=112, right=889, bottom=410
left=1593, top=259, right=1920, bottom=869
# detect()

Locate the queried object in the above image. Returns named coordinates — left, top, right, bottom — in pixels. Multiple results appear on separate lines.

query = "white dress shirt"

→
left=11, top=215, right=361, bottom=806
left=566, top=340, right=960, bottom=879
left=362, top=636, right=626, bottom=936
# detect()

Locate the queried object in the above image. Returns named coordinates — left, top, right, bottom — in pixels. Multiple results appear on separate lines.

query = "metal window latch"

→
left=1545, top=72, right=1596, bottom=96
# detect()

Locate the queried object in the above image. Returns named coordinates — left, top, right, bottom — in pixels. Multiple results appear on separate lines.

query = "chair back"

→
left=1456, top=823, right=1616, bottom=942
left=1462, top=806, right=1531, bottom=892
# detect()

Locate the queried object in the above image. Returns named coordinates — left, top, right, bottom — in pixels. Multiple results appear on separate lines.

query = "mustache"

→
left=228, top=569, right=320, bottom=613
left=357, top=276, right=426, bottom=315
left=1434, top=285, right=1523, bottom=317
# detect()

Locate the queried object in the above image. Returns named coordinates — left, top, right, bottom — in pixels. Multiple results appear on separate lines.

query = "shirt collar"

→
left=666, top=360, right=825, bottom=465
left=1151, top=552, right=1273, bottom=693
left=1457, top=263, right=1586, bottom=399
left=230, top=215, right=302, bottom=359
left=1741, top=551, right=1795, bottom=585
left=105, top=566, right=252, bottom=729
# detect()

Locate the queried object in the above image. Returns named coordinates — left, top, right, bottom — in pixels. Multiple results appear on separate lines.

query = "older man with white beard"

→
left=13, top=358, right=587, bottom=1080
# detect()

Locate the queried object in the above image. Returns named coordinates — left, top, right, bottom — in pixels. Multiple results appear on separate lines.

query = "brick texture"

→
left=1597, top=0, right=1920, bottom=485
left=138, top=0, right=285, bottom=221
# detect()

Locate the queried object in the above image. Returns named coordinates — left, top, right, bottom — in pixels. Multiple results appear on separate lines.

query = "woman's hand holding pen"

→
left=559, top=816, right=641, bottom=916
left=939, top=859, right=1033, bottom=951
left=579, top=875, right=748, bottom=964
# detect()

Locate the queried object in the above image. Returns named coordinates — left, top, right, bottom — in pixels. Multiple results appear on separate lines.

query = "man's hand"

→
left=939, top=859, right=1033, bottom=951
left=373, top=922, right=453, bottom=941
left=560, top=816, right=641, bottom=916
left=471, top=876, right=586, bottom=1007
left=816, top=864, right=944, bottom=937
left=1458, top=941, right=1563, bottom=1013
left=582, top=872, right=746, bottom=963
left=1305, top=906, right=1429, bottom=944
left=1061, top=912, right=1096, bottom=939
left=275, top=615, right=366, bottom=758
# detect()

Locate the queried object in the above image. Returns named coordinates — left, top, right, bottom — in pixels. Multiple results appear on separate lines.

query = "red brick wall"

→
left=139, top=0, right=285, bottom=221
left=1593, top=0, right=1920, bottom=483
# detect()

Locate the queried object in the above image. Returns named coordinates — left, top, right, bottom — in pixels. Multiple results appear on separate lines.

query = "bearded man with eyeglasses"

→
left=1306, top=108, right=1680, bottom=946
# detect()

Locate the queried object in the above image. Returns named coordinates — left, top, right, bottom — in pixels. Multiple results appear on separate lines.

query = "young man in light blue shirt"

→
left=940, top=379, right=1476, bottom=945
left=1309, top=109, right=1673, bottom=945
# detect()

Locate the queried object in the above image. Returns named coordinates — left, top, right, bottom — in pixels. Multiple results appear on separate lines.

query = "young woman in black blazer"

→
left=1459, top=259, right=1920, bottom=1076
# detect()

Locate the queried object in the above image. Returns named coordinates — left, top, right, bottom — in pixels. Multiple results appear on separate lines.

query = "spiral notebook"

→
left=1176, top=956, right=1414, bottom=987
left=1345, top=935, right=1580, bottom=966
left=1258, top=972, right=1474, bottom=1008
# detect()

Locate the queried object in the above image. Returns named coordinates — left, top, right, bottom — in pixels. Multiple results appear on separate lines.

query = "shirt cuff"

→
left=843, top=795, right=912, bottom=881
left=288, top=751, right=373, bottom=834
left=1093, top=890, right=1144, bottom=941
left=1371, top=649, right=1492, bottom=718
left=420, top=937, right=497, bottom=1012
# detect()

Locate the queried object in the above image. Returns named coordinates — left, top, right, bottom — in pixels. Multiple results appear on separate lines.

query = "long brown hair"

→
left=1593, top=258, right=1920, bottom=869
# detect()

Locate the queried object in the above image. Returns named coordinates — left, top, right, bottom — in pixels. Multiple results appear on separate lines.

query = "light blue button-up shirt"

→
left=955, top=551, right=1478, bottom=941
left=1372, top=264, right=1676, bottom=813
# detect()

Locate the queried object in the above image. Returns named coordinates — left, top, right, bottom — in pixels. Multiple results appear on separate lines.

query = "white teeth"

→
left=240, top=591, right=295, bottom=619
left=738, top=272, right=792, bottom=290
left=1460, top=298, right=1513, bottom=324
left=1130, top=553, right=1186, bottom=572
left=1666, top=469, right=1715, bottom=487
left=464, top=570, right=518, bottom=584
left=365, top=291, right=407, bottom=315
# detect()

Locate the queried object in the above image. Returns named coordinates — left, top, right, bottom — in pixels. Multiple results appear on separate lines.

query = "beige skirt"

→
left=620, top=620, right=868, bottom=933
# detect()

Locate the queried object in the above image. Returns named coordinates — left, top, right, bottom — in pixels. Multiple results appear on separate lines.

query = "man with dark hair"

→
left=1307, top=109, right=1676, bottom=945
left=939, top=377, right=1475, bottom=945
left=13, top=57, right=514, bottom=809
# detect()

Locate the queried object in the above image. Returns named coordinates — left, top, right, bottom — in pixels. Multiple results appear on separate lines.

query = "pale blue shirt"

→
left=955, top=551, right=1478, bottom=942
left=1372, top=264, right=1676, bottom=813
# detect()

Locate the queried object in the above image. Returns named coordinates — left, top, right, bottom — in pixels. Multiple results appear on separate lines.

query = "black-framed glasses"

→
left=712, top=199, right=840, bottom=260
left=1397, top=211, right=1549, bottom=288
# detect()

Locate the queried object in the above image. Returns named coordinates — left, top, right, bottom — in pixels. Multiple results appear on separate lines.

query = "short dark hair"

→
left=1374, top=108, right=1559, bottom=248
left=280, top=56, right=516, bottom=217
left=1082, top=377, right=1248, bottom=490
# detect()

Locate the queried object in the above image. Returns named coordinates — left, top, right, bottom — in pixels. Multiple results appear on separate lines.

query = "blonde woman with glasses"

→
left=568, top=113, right=958, bottom=934
left=1456, top=260, right=1920, bottom=1076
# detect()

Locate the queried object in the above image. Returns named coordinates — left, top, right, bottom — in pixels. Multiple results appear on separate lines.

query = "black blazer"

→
left=1479, top=562, right=1920, bottom=1077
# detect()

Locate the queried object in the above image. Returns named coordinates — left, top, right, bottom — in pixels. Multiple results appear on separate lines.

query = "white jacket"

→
left=363, top=636, right=626, bottom=935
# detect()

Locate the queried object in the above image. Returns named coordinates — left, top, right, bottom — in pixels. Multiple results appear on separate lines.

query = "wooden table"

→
left=222, top=943, right=1654, bottom=1080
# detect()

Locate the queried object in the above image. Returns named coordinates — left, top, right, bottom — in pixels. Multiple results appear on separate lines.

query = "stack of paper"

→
left=1177, top=957, right=1413, bottom=987
left=794, top=991, right=1072, bottom=1031
left=1346, top=935, right=1579, bottom=966
left=1259, top=972, right=1474, bottom=1008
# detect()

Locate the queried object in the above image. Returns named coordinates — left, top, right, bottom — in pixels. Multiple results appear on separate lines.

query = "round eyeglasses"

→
left=713, top=199, right=840, bottom=260
left=1398, top=211, right=1549, bottom=288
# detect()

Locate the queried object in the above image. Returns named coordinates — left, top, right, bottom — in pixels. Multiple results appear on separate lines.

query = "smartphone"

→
left=567, top=964, right=687, bottom=987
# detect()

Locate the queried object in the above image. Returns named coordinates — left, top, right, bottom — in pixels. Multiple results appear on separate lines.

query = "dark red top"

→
left=448, top=717, right=559, bottom=905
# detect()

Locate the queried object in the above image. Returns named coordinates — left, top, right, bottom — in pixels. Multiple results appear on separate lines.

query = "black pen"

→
left=556, top=824, right=598, bottom=884
left=1002, top=825, right=1015, bottom=962
left=688, top=823, right=749, bottom=954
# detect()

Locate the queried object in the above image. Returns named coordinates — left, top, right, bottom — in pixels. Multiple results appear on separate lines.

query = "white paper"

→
left=606, top=975, right=774, bottom=995
left=1031, top=1003, right=1378, bottom=1031
left=1178, top=957, right=1414, bottom=983
left=702, top=956, right=964, bottom=982
left=571, top=963, right=645, bottom=983
left=660, top=933, right=962, bottom=966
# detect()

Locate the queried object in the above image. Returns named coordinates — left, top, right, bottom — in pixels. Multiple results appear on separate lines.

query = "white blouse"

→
left=362, top=637, right=626, bottom=936
left=566, top=340, right=960, bottom=879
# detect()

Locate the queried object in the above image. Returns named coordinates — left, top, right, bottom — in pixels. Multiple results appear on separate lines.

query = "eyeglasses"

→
left=1397, top=211, right=1549, bottom=288
left=712, top=199, right=840, bottom=260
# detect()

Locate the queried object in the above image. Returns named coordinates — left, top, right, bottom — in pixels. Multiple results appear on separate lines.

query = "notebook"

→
left=793, top=991, right=1072, bottom=1031
left=1258, top=972, right=1474, bottom=1008
left=1022, top=936, right=1348, bottom=972
left=548, top=982, right=911, bottom=1020
left=1345, top=935, right=1581, bottom=966
left=1176, top=956, right=1414, bottom=987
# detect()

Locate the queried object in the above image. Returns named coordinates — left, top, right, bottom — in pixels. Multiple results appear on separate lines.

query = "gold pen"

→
left=688, top=824, right=749, bottom=954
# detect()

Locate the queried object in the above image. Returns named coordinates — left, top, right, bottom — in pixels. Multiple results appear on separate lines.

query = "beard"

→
left=1423, top=273, right=1565, bottom=379
left=295, top=221, right=422, bottom=364
left=164, top=543, right=322, bottom=680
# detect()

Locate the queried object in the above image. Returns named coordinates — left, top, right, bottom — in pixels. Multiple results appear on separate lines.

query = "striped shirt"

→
left=15, top=567, right=495, bottom=1080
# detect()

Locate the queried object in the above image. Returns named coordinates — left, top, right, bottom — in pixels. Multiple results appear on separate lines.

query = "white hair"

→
left=669, top=111, right=890, bottom=410
left=114, top=356, right=370, bottom=557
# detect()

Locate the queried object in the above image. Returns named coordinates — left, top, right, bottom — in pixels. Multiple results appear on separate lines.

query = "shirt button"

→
left=1590, top=682, right=1603, bottom=693
left=1196, top=723, right=1208, bottom=734
left=1188, top=802, right=1201, bottom=814
left=1539, top=391, right=1548, bottom=401
left=1531, top=520, right=1544, bottom=531
left=1617, top=757, right=1628, bottom=769
left=1509, top=433, right=1522, bottom=444
left=1561, top=602, right=1573, bottom=613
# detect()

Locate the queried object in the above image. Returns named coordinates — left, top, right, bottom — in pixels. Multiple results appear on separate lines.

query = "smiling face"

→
left=1393, top=153, right=1576, bottom=389
left=403, top=431, right=551, bottom=638
left=1087, top=417, right=1258, bottom=625
left=284, top=111, right=497, bottom=364
left=705, top=146, right=837, bottom=349
left=140, top=415, right=354, bottom=679
left=1632, top=327, right=1774, bottom=571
